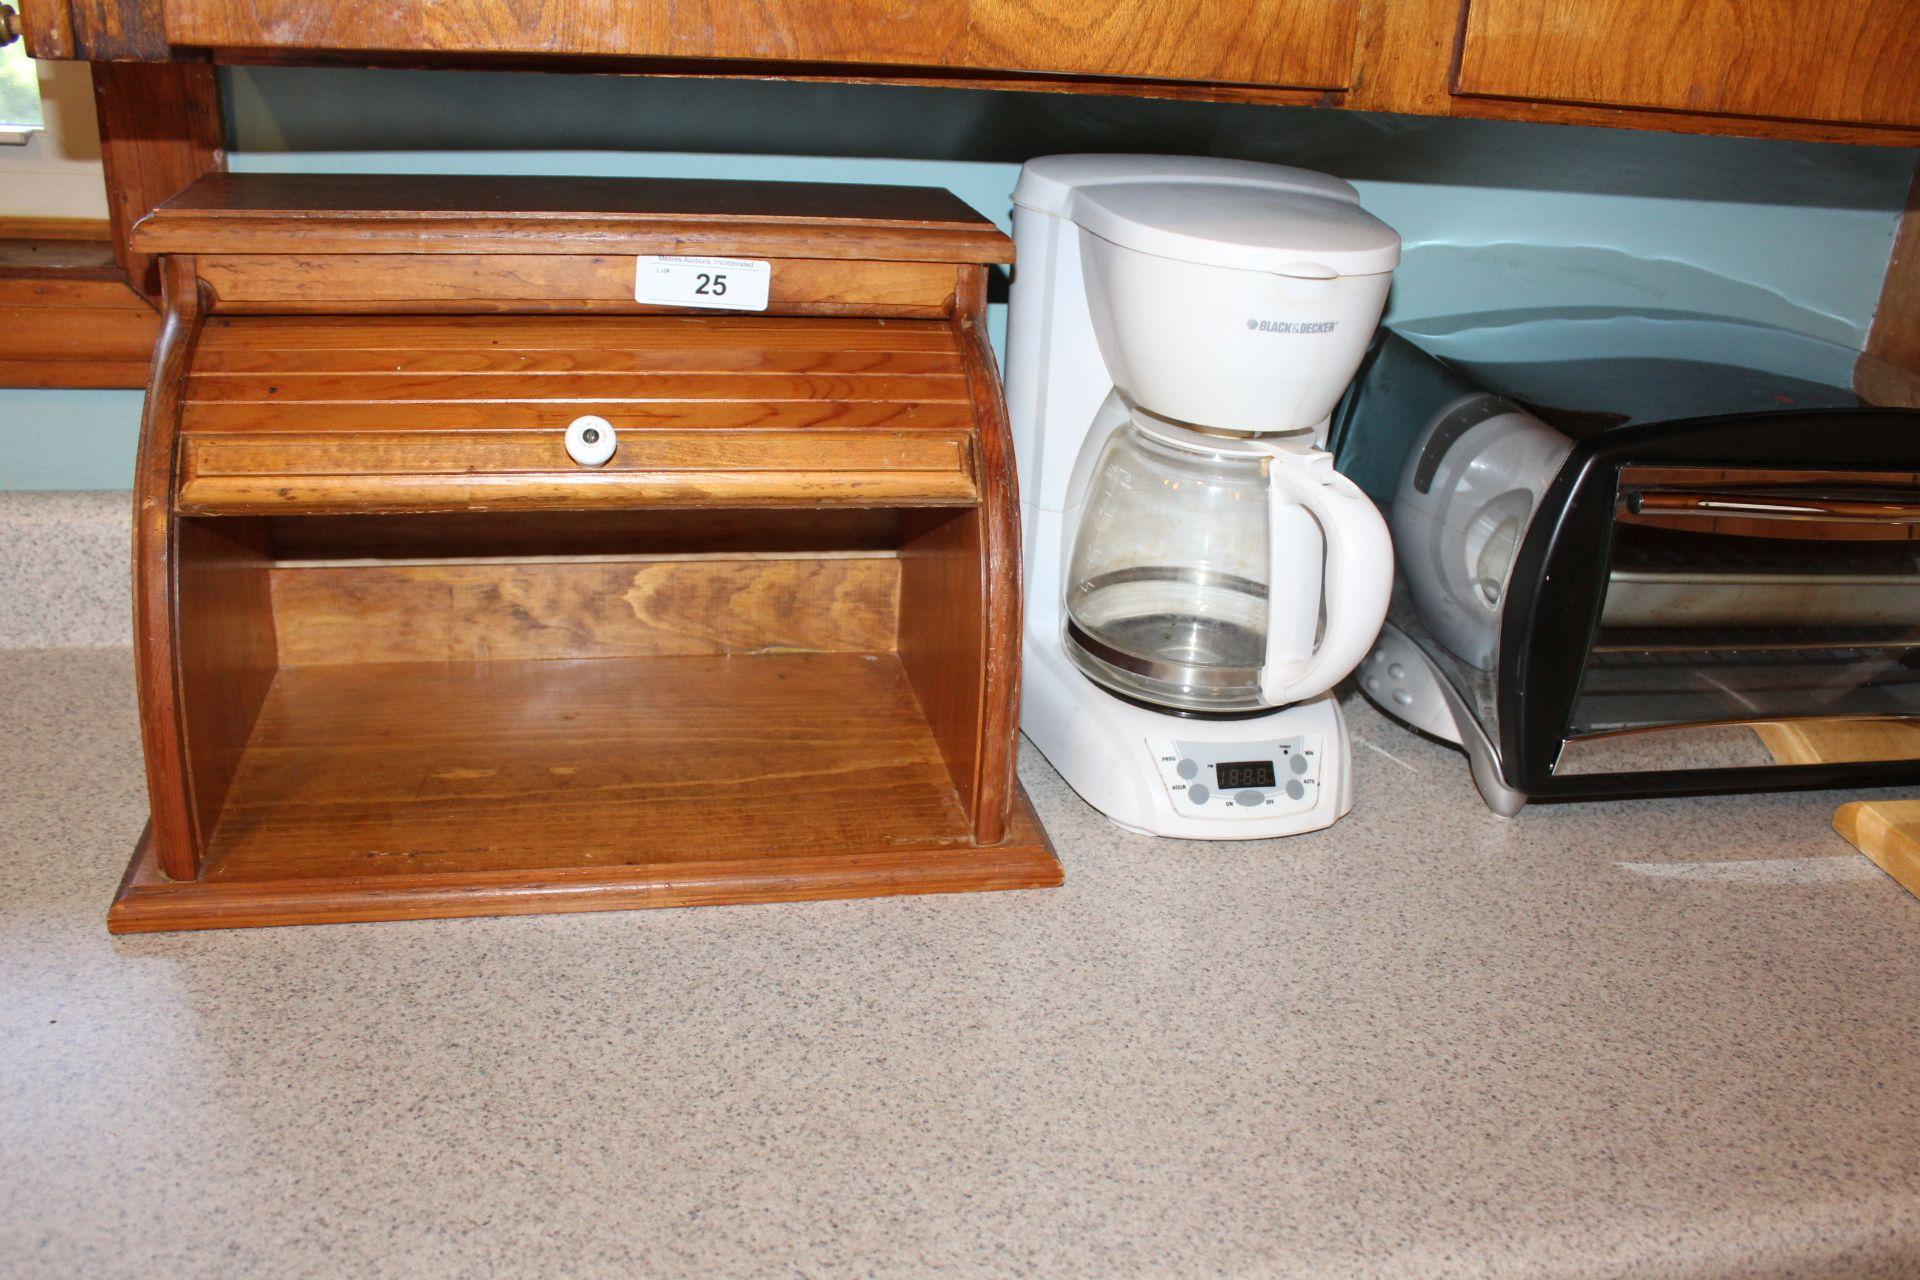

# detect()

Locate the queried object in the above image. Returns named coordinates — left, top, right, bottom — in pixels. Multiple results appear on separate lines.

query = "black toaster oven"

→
left=1331, top=325, right=1920, bottom=813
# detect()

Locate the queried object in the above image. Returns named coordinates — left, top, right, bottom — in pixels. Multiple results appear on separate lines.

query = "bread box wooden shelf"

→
left=110, top=173, right=1060, bottom=933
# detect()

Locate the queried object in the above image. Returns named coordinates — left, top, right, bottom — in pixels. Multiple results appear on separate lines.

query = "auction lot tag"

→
left=633, top=255, right=772, bottom=311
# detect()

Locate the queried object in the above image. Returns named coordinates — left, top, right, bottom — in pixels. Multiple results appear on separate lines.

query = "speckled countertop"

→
left=4, top=644, right=1919, bottom=1279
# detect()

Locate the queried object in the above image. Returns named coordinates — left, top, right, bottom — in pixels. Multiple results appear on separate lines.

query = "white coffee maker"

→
left=1006, top=155, right=1400, bottom=838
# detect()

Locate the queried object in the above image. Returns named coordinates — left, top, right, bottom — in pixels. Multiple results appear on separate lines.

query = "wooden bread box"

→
left=110, top=172, right=1062, bottom=933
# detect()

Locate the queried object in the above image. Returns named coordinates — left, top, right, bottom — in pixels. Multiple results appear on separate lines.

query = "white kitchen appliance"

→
left=1006, top=155, right=1401, bottom=838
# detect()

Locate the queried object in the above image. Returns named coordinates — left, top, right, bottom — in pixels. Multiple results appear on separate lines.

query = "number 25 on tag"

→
left=633, top=256, right=772, bottom=312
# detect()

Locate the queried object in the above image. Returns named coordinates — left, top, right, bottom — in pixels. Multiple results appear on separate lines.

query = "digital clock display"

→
left=1215, top=760, right=1276, bottom=790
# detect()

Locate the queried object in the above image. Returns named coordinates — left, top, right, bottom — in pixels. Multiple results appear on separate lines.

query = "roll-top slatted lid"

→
left=132, top=173, right=1013, bottom=263
left=173, top=314, right=984, bottom=514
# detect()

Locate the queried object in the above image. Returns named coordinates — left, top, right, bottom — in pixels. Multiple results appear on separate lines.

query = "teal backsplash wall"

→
left=3, top=65, right=1915, bottom=489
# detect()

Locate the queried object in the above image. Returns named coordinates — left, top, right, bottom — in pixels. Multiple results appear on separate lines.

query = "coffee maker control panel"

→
left=1149, top=735, right=1322, bottom=817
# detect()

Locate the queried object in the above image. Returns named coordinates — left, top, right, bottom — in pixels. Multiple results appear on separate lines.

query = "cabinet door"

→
left=669, top=0, right=967, bottom=64
left=167, top=0, right=1349, bottom=86
left=164, top=0, right=966, bottom=65
left=969, top=0, right=1356, bottom=87
left=1456, top=0, right=1920, bottom=128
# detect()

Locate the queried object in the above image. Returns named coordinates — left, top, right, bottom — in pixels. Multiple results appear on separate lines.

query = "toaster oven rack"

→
left=1590, top=623, right=1920, bottom=656
left=1610, top=527, right=1920, bottom=576
left=1569, top=627, right=1920, bottom=737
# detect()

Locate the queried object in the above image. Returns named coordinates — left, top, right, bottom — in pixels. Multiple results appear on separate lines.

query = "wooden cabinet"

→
left=1455, top=0, right=1920, bottom=130
left=163, top=0, right=968, bottom=67
left=18, top=0, right=1920, bottom=142
left=159, top=0, right=1358, bottom=89
left=6, top=0, right=1915, bottom=403
left=969, top=0, right=1355, bottom=89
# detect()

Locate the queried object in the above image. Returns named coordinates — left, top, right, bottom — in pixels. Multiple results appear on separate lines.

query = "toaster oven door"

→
left=1550, top=464, right=1920, bottom=778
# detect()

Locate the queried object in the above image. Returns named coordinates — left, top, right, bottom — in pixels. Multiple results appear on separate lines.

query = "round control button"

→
left=1187, top=784, right=1210, bottom=804
left=1364, top=676, right=1381, bottom=692
left=1235, top=790, right=1264, bottom=807
left=1388, top=662, right=1406, bottom=680
left=565, top=414, right=618, bottom=467
left=1291, top=753, right=1309, bottom=776
left=1392, top=689, right=1414, bottom=707
left=1177, top=758, right=1198, bottom=780
left=1286, top=780, right=1306, bottom=800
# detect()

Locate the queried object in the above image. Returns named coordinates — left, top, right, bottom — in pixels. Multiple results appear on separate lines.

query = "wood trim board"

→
left=111, top=779, right=1060, bottom=932
left=0, top=218, right=156, bottom=388
left=0, top=62, right=221, bottom=388
left=132, top=172, right=1011, bottom=263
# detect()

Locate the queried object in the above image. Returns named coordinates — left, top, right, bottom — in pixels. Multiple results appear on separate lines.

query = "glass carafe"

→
left=1064, top=408, right=1392, bottom=714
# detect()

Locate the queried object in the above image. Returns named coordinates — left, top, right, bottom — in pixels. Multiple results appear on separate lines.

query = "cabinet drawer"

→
left=1456, top=0, right=1920, bottom=128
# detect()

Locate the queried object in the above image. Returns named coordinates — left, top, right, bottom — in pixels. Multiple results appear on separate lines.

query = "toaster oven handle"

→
left=1623, top=490, right=1920, bottom=524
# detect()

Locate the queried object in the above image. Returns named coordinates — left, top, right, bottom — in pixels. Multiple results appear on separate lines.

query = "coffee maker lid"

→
left=1013, top=154, right=1400, bottom=278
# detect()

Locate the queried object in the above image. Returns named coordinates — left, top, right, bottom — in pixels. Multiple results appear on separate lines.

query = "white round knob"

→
left=564, top=415, right=617, bottom=467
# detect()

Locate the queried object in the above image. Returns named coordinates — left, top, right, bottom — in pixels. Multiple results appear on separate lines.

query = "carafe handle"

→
left=1259, top=446, right=1393, bottom=706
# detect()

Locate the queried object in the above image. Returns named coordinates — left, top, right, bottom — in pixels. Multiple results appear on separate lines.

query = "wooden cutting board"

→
left=1833, top=800, right=1920, bottom=899
left=1754, top=721, right=1920, bottom=901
